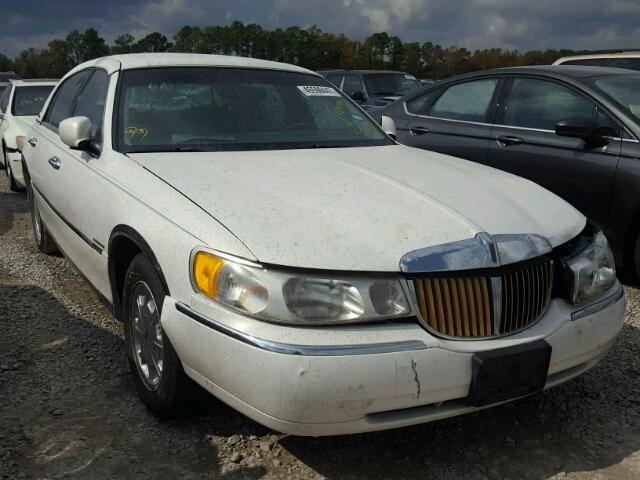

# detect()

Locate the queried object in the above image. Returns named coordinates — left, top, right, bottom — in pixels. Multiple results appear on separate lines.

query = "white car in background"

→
left=21, top=53, right=625, bottom=436
left=0, top=79, right=57, bottom=190
left=554, top=50, right=640, bottom=70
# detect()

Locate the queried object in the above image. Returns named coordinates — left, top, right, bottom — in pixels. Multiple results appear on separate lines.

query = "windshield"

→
left=589, top=75, right=640, bottom=122
left=363, top=73, right=421, bottom=97
left=12, top=85, right=55, bottom=116
left=116, top=68, right=393, bottom=153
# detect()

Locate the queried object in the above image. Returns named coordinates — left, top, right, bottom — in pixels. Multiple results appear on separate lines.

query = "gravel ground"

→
left=1, top=174, right=640, bottom=480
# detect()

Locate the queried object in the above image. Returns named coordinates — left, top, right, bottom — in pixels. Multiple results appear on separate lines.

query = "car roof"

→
left=442, top=65, right=639, bottom=83
left=67, top=53, right=319, bottom=77
left=10, top=79, right=58, bottom=86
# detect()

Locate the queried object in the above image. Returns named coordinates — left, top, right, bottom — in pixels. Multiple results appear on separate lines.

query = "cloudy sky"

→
left=3, top=0, right=640, bottom=57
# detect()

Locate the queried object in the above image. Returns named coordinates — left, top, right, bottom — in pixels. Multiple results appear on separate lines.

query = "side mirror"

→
left=59, top=116, right=92, bottom=149
left=380, top=115, right=397, bottom=140
left=555, top=119, right=614, bottom=148
left=350, top=91, right=366, bottom=103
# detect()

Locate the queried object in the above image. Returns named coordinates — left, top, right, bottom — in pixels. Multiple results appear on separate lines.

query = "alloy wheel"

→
left=129, top=281, right=164, bottom=391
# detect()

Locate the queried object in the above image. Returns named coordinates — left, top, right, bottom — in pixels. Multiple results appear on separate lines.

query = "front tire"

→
left=123, top=253, right=194, bottom=417
left=26, top=175, right=57, bottom=254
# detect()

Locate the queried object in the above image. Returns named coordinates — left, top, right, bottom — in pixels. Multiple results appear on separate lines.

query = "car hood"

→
left=129, top=145, right=585, bottom=272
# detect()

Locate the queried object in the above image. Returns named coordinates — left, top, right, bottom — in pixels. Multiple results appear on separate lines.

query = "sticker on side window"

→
left=297, top=86, right=341, bottom=97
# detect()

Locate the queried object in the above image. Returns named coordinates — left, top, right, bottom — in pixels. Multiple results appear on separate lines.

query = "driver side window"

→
left=72, top=70, right=110, bottom=139
left=504, top=78, right=619, bottom=134
left=43, top=70, right=92, bottom=129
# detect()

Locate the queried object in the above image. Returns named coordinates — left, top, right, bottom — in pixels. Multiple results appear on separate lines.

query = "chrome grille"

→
left=413, top=258, right=553, bottom=338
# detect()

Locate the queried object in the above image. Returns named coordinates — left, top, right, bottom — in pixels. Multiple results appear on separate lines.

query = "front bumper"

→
left=162, top=283, right=625, bottom=436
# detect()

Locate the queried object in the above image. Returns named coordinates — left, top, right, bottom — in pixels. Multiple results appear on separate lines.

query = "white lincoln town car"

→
left=21, top=53, right=624, bottom=436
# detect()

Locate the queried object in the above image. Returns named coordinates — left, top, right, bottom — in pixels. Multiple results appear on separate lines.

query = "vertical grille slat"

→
left=465, top=278, right=478, bottom=336
left=449, top=279, right=463, bottom=336
left=414, top=258, right=553, bottom=338
left=456, top=278, right=470, bottom=336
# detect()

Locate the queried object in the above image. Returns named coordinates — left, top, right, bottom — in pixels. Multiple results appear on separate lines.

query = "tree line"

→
left=0, top=22, right=582, bottom=80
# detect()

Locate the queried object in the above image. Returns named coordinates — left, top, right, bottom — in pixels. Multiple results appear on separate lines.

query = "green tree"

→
left=44, top=39, right=72, bottom=77
left=111, top=33, right=135, bottom=54
left=0, top=53, right=14, bottom=72
left=135, top=32, right=172, bottom=53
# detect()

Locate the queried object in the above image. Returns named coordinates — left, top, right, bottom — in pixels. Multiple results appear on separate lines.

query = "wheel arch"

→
left=108, top=225, right=170, bottom=321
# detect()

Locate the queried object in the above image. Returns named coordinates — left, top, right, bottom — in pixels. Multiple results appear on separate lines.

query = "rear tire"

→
left=26, top=173, right=57, bottom=254
left=123, top=253, right=195, bottom=417
left=7, top=157, right=19, bottom=192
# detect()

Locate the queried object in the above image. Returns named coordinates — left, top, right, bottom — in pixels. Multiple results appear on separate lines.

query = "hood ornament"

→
left=400, top=232, right=552, bottom=273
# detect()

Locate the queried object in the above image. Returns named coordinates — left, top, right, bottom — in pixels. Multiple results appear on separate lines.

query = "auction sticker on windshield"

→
left=297, top=85, right=341, bottom=97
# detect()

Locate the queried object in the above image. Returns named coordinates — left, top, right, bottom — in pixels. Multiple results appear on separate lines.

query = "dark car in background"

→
left=373, top=65, right=640, bottom=275
left=319, top=69, right=421, bottom=109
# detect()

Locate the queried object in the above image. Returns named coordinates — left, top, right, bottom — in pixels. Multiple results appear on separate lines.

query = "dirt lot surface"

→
left=1, top=174, right=640, bottom=480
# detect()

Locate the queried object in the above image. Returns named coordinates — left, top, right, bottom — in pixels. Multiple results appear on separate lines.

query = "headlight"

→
left=191, top=250, right=411, bottom=325
left=15, top=136, right=26, bottom=152
left=566, top=231, right=616, bottom=304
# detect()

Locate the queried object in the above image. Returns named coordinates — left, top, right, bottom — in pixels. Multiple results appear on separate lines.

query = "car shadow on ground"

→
left=0, top=191, right=28, bottom=237
left=0, top=283, right=267, bottom=479
left=280, top=322, right=640, bottom=479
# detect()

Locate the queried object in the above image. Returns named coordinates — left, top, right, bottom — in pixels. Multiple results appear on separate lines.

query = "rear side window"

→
left=613, top=58, right=640, bottom=71
left=561, top=58, right=617, bottom=67
left=44, top=70, right=92, bottom=128
left=430, top=79, right=498, bottom=122
left=406, top=89, right=440, bottom=115
left=343, top=75, right=364, bottom=96
left=12, top=85, right=55, bottom=116
left=326, top=74, right=343, bottom=87
left=73, top=70, right=109, bottom=138
left=504, top=78, right=617, bottom=132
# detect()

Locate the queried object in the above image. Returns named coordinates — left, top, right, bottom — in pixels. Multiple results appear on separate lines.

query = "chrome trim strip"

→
left=175, top=302, right=427, bottom=356
left=571, top=284, right=624, bottom=321
left=400, top=232, right=552, bottom=273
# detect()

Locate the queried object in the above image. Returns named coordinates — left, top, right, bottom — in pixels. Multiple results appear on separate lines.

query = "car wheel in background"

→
left=0, top=143, right=6, bottom=170
left=123, top=253, right=195, bottom=417
left=26, top=173, right=57, bottom=254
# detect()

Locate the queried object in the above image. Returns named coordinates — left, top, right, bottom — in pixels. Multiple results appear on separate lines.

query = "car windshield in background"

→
left=363, top=74, right=420, bottom=96
left=589, top=75, right=640, bottom=123
left=116, top=68, right=393, bottom=153
left=12, top=86, right=55, bottom=116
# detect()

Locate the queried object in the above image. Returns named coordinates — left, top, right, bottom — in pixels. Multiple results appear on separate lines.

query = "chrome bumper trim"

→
left=175, top=302, right=428, bottom=356
left=571, top=284, right=624, bottom=321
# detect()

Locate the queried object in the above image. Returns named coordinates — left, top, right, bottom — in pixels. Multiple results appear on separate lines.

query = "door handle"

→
left=48, top=156, right=61, bottom=170
left=496, top=135, right=523, bottom=146
left=28, top=138, right=37, bottom=147
left=409, top=126, right=430, bottom=136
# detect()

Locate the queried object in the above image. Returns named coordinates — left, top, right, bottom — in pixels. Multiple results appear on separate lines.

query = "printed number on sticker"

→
left=297, top=86, right=341, bottom=97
